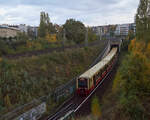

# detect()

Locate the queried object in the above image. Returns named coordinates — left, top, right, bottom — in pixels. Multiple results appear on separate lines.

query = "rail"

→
left=55, top=39, right=122, bottom=120
left=47, top=40, right=112, bottom=120
left=59, top=53, right=119, bottom=120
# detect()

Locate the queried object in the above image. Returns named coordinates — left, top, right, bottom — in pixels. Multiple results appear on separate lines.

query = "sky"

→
left=0, top=0, right=139, bottom=26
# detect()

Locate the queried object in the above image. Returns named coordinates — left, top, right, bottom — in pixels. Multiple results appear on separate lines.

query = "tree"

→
left=45, top=33, right=57, bottom=43
left=63, top=19, right=86, bottom=44
left=91, top=96, right=101, bottom=118
left=4, top=94, right=12, bottom=108
left=128, top=30, right=135, bottom=41
left=38, top=12, right=56, bottom=38
left=136, top=0, right=150, bottom=43
left=27, top=27, right=36, bottom=40
left=38, top=12, right=48, bottom=38
left=109, top=25, right=116, bottom=37
left=88, top=27, right=98, bottom=42
left=16, top=32, right=29, bottom=42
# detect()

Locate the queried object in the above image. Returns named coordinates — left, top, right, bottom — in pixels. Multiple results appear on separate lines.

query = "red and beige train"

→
left=76, top=47, right=118, bottom=95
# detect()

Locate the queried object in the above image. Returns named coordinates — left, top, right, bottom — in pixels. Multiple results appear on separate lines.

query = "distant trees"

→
left=88, top=27, right=98, bottom=42
left=27, top=28, right=36, bottom=40
left=16, top=32, right=29, bottom=42
left=0, top=12, right=100, bottom=56
left=136, top=0, right=150, bottom=43
left=63, top=19, right=86, bottom=44
left=38, top=12, right=56, bottom=38
left=109, top=25, right=116, bottom=37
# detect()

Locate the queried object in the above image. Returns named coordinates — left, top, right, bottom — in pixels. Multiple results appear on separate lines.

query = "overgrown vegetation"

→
left=0, top=44, right=104, bottom=115
left=102, top=39, right=148, bottom=119
left=91, top=96, right=102, bottom=119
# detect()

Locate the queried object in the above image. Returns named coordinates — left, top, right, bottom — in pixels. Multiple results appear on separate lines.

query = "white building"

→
left=18, top=24, right=28, bottom=33
left=0, top=26, right=20, bottom=38
left=115, top=24, right=130, bottom=36
left=147, top=1, right=150, bottom=17
left=27, top=26, right=38, bottom=37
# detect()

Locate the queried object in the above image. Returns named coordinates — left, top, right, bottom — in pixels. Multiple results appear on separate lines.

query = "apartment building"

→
left=115, top=24, right=130, bottom=36
left=0, top=26, right=20, bottom=38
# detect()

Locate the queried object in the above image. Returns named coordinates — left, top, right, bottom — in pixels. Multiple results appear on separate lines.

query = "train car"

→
left=76, top=47, right=117, bottom=96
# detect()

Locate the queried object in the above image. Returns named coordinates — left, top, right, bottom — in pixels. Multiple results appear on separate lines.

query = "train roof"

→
left=79, top=48, right=117, bottom=79
left=102, top=48, right=117, bottom=61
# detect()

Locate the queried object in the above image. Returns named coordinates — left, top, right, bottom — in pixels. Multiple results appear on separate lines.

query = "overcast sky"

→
left=0, top=0, right=139, bottom=26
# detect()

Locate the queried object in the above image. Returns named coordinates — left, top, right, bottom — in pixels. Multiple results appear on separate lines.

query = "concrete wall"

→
left=14, top=103, right=46, bottom=120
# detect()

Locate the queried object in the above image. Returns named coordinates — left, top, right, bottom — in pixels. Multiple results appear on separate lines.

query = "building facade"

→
left=115, top=24, right=130, bottom=36
left=18, top=24, right=28, bottom=33
left=27, top=26, right=38, bottom=37
left=0, top=26, right=20, bottom=38
left=91, top=25, right=110, bottom=36
left=115, top=23, right=136, bottom=36
left=129, top=23, right=136, bottom=34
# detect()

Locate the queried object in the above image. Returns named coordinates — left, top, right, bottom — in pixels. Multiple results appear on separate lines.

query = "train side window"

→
left=90, top=78, right=92, bottom=88
left=88, top=78, right=90, bottom=88
left=93, top=75, right=96, bottom=81
left=96, top=73, right=99, bottom=80
left=98, top=70, right=102, bottom=77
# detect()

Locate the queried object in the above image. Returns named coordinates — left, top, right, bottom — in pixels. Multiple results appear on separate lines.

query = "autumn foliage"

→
left=112, top=38, right=150, bottom=119
left=91, top=96, right=102, bottom=119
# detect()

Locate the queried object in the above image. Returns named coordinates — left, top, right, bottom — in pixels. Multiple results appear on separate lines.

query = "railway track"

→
left=45, top=56, right=118, bottom=120
left=75, top=61, right=118, bottom=117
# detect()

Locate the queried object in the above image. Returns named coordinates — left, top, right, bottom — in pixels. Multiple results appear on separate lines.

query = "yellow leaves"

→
left=128, top=38, right=136, bottom=52
left=4, top=94, right=12, bottom=108
left=26, top=41, right=33, bottom=48
left=129, top=38, right=145, bottom=53
left=128, top=39, right=147, bottom=60
left=31, top=55, right=37, bottom=61
left=91, top=96, right=102, bottom=119
left=33, top=42, right=42, bottom=50
left=0, top=57, right=2, bottom=62
left=26, top=41, right=42, bottom=50
left=112, top=71, right=122, bottom=93
left=147, top=43, right=150, bottom=51
left=146, top=43, right=150, bottom=58
left=41, top=64, right=47, bottom=72
left=127, top=40, right=150, bottom=92
left=55, top=66, right=59, bottom=73
left=46, top=33, right=57, bottom=43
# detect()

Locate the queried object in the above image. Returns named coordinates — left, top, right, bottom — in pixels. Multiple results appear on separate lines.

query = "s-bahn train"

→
left=76, top=47, right=118, bottom=95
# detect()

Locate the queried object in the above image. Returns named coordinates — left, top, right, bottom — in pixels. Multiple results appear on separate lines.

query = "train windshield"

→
left=78, top=78, right=88, bottom=88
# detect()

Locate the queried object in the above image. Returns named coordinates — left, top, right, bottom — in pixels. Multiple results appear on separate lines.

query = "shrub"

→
left=91, top=96, right=101, bottom=118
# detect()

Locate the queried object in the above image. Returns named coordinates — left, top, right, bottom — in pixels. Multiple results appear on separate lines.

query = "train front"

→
left=76, top=77, right=89, bottom=96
